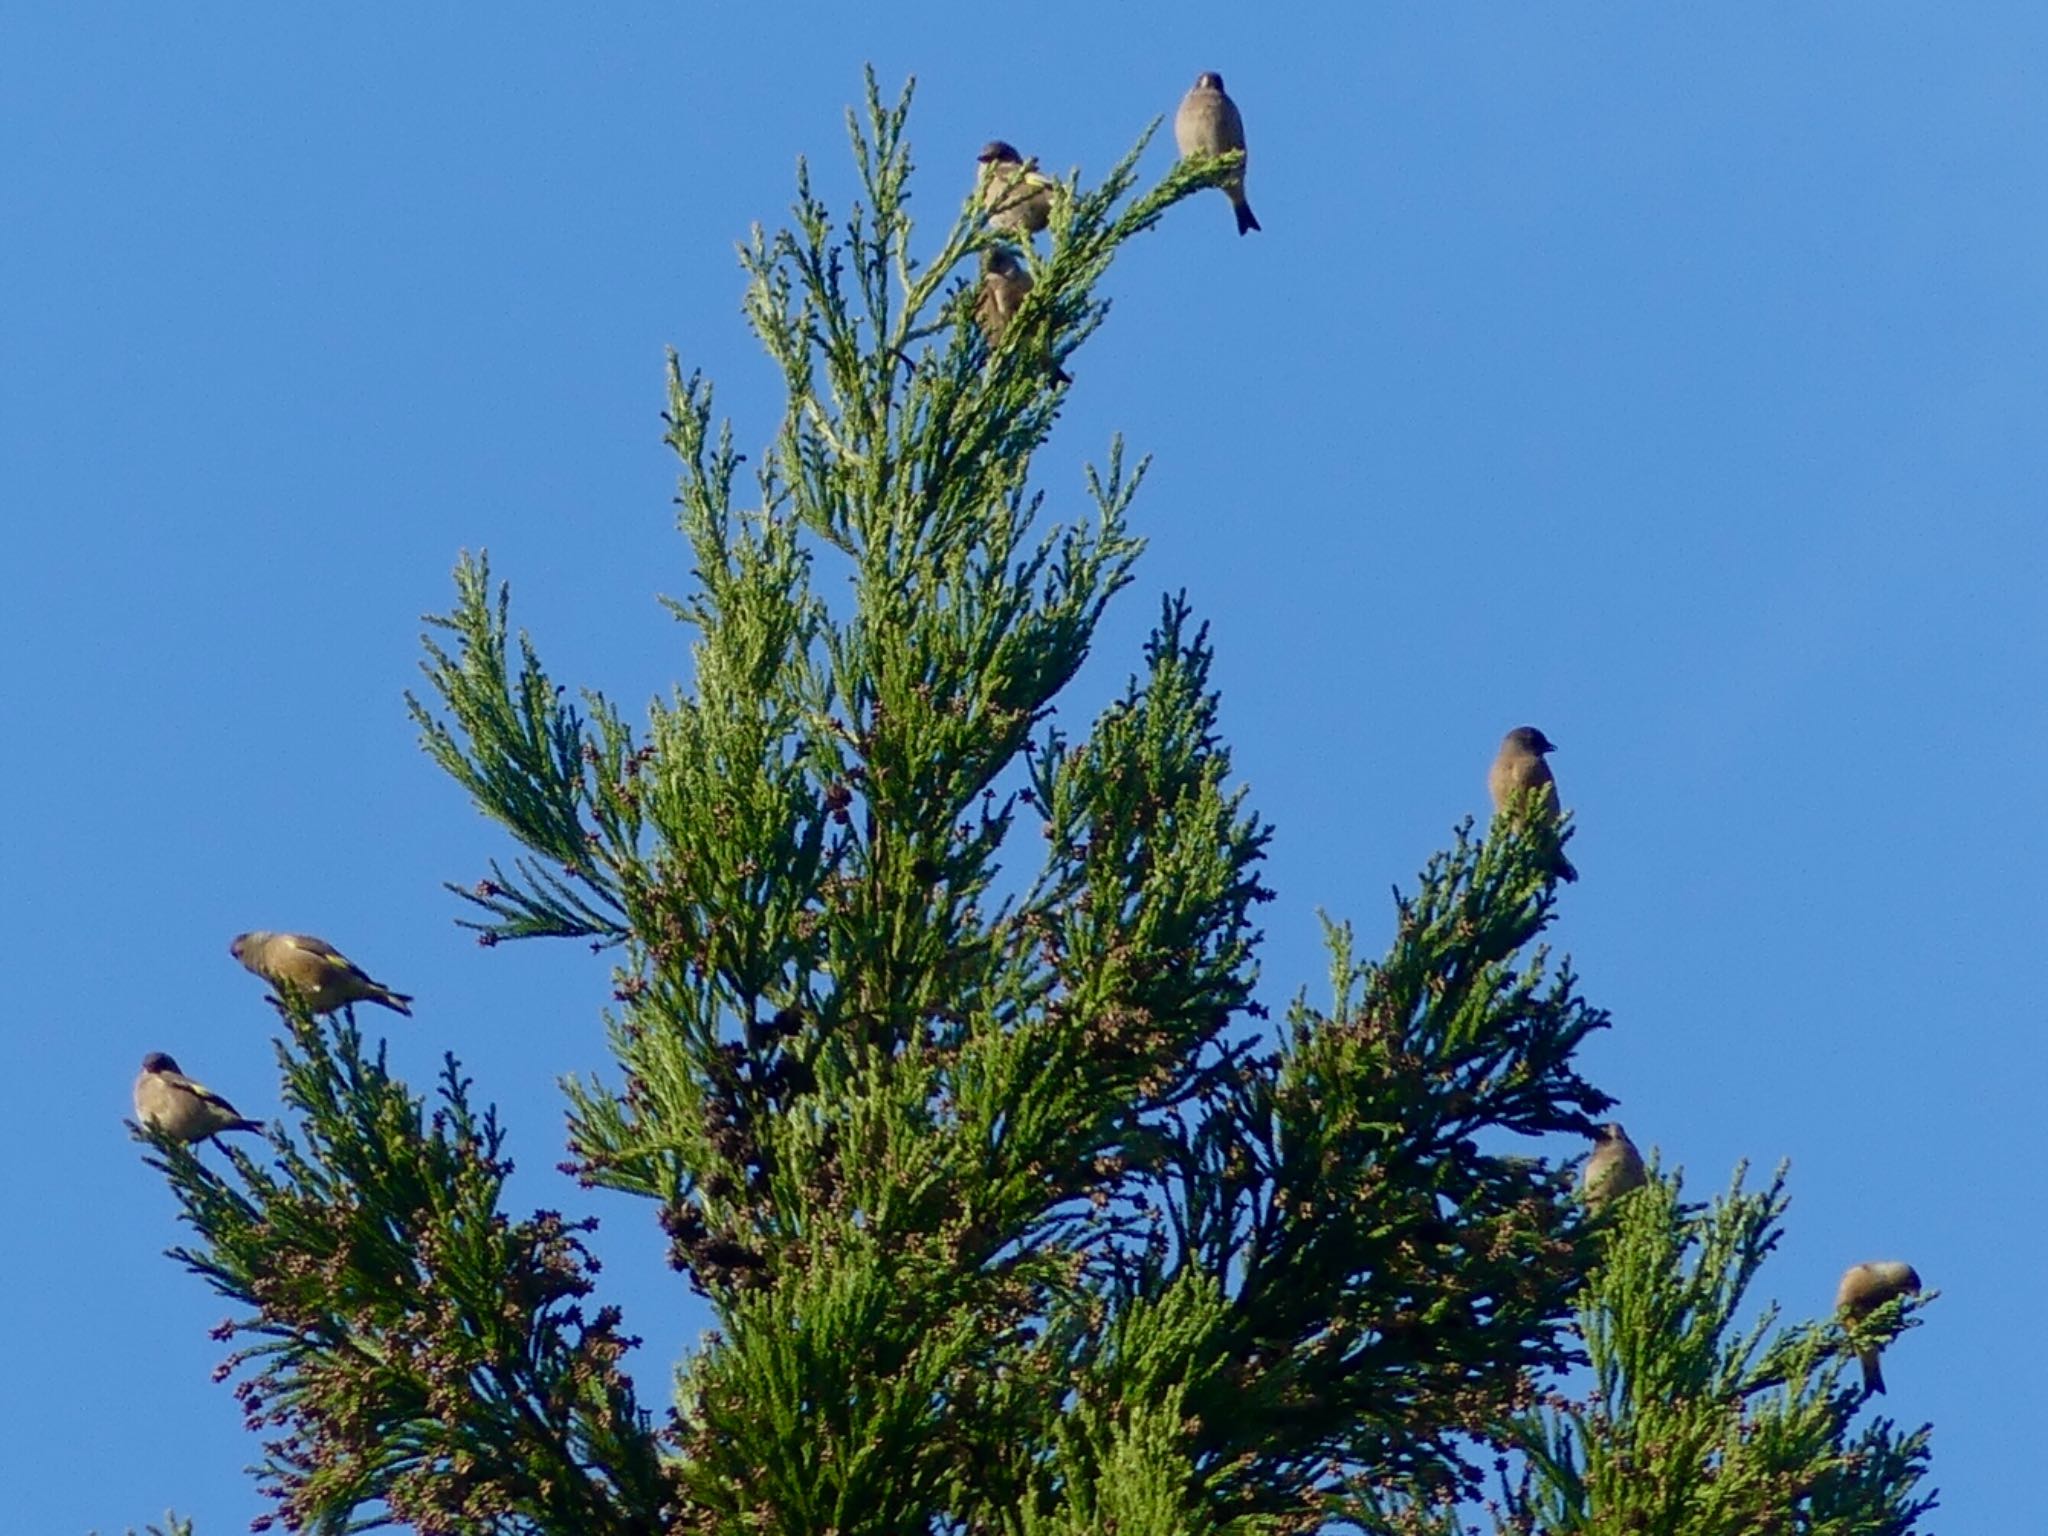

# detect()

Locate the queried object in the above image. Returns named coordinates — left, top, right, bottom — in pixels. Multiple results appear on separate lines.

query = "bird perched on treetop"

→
left=1174, top=72, right=1260, bottom=235
left=975, top=141, right=1055, bottom=236
left=133, top=1052, right=264, bottom=1144
left=1581, top=1122, right=1647, bottom=1209
left=231, top=930, right=414, bottom=1016
left=1488, top=725, right=1578, bottom=882
left=1836, top=1261, right=1922, bottom=1395
left=975, top=246, right=1071, bottom=384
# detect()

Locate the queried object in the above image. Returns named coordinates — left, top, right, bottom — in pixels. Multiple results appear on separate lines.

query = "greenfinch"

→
left=134, top=1052, right=264, bottom=1143
left=1174, top=72, right=1260, bottom=235
left=1581, top=1122, right=1647, bottom=1209
left=976, top=141, right=1055, bottom=236
left=1489, top=725, right=1578, bottom=882
left=231, top=930, right=413, bottom=1016
left=1836, top=1261, right=1922, bottom=1394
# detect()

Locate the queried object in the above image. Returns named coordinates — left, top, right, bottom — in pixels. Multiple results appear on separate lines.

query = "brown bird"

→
left=1836, top=1261, right=1922, bottom=1395
left=975, top=141, right=1055, bottom=236
left=133, top=1052, right=264, bottom=1144
left=975, top=246, right=1070, bottom=383
left=1581, top=1122, right=1647, bottom=1209
left=1488, top=725, right=1577, bottom=882
left=231, top=930, right=413, bottom=1016
left=1173, top=72, right=1260, bottom=235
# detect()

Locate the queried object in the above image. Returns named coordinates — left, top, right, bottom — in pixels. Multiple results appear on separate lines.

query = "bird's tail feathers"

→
left=1235, top=201, right=1261, bottom=235
left=374, top=989, right=415, bottom=1016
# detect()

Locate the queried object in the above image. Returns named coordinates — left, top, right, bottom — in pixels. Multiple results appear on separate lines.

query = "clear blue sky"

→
left=5, top=6, right=2040, bottom=1529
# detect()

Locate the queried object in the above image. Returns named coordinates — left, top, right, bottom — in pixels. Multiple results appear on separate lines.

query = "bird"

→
left=975, top=246, right=1071, bottom=383
left=1174, top=72, right=1260, bottom=235
left=975, top=141, right=1055, bottom=236
left=231, top=930, right=414, bottom=1016
left=1836, top=1261, right=1922, bottom=1395
left=1581, top=1122, right=1647, bottom=1209
left=1488, top=725, right=1578, bottom=882
left=133, top=1052, right=264, bottom=1144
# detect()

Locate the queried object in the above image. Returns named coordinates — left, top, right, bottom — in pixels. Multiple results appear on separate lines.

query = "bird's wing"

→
left=287, top=933, right=369, bottom=976
left=169, top=1072, right=243, bottom=1116
left=285, top=933, right=347, bottom=962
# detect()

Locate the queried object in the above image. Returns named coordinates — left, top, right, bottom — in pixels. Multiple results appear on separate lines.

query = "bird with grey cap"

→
left=1836, top=1261, right=1922, bottom=1395
left=231, top=930, right=414, bottom=1016
left=133, top=1052, right=264, bottom=1144
left=976, top=141, right=1055, bottom=236
left=1174, top=72, right=1260, bottom=235
left=1580, top=1122, right=1647, bottom=1209
left=1488, top=725, right=1578, bottom=882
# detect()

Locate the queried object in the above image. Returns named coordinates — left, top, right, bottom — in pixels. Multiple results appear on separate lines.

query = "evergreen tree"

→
left=137, top=77, right=1936, bottom=1535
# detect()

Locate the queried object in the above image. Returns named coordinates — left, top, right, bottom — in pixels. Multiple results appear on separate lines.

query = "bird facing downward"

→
left=1836, top=1261, right=1923, bottom=1395
left=134, top=1052, right=264, bottom=1143
left=1581, top=1122, right=1647, bottom=1209
left=1488, top=725, right=1578, bottom=882
left=1173, top=72, right=1260, bottom=235
left=975, top=140, right=1055, bottom=236
left=231, top=930, right=414, bottom=1016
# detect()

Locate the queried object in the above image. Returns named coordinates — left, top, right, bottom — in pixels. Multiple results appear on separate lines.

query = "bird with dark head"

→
left=1174, top=71, right=1260, bottom=234
left=1488, top=725, right=1577, bottom=882
left=975, top=140, right=1054, bottom=236
left=134, top=1052, right=264, bottom=1144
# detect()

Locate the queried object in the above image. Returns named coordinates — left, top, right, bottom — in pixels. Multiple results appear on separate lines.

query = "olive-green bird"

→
left=1581, top=1122, right=1647, bottom=1209
left=1488, top=725, right=1578, bottom=882
left=975, top=246, right=1070, bottom=383
left=975, top=140, right=1055, bottom=236
left=1836, top=1260, right=1922, bottom=1395
left=1174, top=71, right=1260, bottom=235
left=231, top=930, right=414, bottom=1016
left=133, top=1052, right=264, bottom=1143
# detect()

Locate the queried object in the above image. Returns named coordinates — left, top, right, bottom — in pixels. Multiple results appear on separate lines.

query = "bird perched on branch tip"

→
left=976, top=140, right=1055, bottom=236
left=1488, top=725, right=1578, bottom=882
left=1174, top=72, right=1260, bottom=235
left=1836, top=1261, right=1922, bottom=1394
left=1581, top=1122, right=1646, bottom=1209
left=134, top=1052, right=264, bottom=1144
left=231, top=930, right=413, bottom=1016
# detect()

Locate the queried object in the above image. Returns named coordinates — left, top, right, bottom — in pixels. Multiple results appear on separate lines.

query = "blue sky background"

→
left=4, top=6, right=2040, bottom=1529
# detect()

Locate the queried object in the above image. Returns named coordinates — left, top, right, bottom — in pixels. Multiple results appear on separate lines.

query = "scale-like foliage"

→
left=139, top=73, right=1937, bottom=1536
left=1421, top=1166, right=1936, bottom=1536
left=142, top=1008, right=671, bottom=1534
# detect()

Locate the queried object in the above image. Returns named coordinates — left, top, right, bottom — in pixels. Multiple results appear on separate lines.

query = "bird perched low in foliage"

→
left=1836, top=1260, right=1922, bottom=1394
left=975, top=140, right=1055, bottom=236
left=1488, top=725, right=1578, bottom=882
left=975, top=246, right=1070, bottom=383
left=231, top=930, right=414, bottom=1016
left=1174, top=71, right=1260, bottom=235
left=1581, top=1122, right=1647, bottom=1209
left=133, top=1052, right=264, bottom=1144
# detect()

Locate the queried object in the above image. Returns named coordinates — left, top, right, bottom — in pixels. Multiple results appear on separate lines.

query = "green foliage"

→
left=140, top=71, right=1937, bottom=1536
left=1480, top=1166, right=1936, bottom=1536
left=141, top=1007, right=671, bottom=1534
